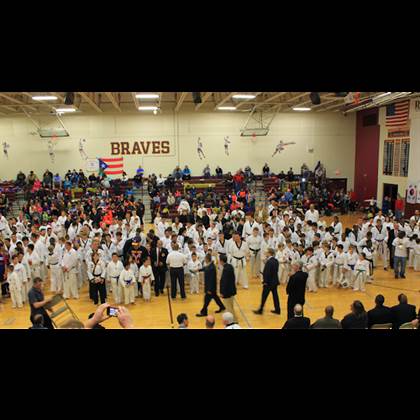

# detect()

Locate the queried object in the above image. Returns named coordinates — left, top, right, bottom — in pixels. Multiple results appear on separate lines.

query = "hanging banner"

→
left=417, top=181, right=420, bottom=204
left=86, top=158, right=99, bottom=172
left=407, top=182, right=417, bottom=204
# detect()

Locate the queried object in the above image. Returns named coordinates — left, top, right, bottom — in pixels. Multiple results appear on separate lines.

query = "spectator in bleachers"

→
left=182, top=166, right=191, bottom=180
left=262, top=163, right=270, bottom=177
left=16, top=171, right=26, bottom=187
left=202, top=164, right=211, bottom=179
left=287, top=167, right=294, bottom=182
left=27, top=171, right=38, bottom=187
left=53, top=173, right=61, bottom=189
left=173, top=166, right=183, bottom=180
left=156, top=174, right=166, bottom=187
left=215, top=166, right=223, bottom=178
left=233, top=171, right=244, bottom=191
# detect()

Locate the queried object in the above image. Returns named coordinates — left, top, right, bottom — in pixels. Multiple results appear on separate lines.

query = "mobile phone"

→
left=106, top=307, right=119, bottom=317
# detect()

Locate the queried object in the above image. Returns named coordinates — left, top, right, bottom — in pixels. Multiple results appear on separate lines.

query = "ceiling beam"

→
left=235, top=92, right=263, bottom=108
left=105, top=92, right=122, bottom=112
left=175, top=92, right=188, bottom=112
left=158, top=92, right=163, bottom=109
left=78, top=92, right=103, bottom=112
left=214, top=92, right=237, bottom=110
left=195, top=92, right=212, bottom=110
left=0, top=93, right=37, bottom=111
left=132, top=92, right=140, bottom=110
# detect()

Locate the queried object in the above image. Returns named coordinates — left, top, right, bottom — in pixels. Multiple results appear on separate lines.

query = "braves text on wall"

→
left=111, top=141, right=170, bottom=155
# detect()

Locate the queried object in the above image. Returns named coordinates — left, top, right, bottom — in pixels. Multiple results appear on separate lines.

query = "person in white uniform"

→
left=247, top=227, right=262, bottom=279
left=106, top=253, right=124, bottom=304
left=47, top=245, right=63, bottom=293
left=61, top=242, right=79, bottom=299
left=305, top=204, right=319, bottom=224
left=7, top=265, right=23, bottom=309
left=301, top=247, right=318, bottom=292
left=119, top=261, right=137, bottom=305
left=353, top=253, right=370, bottom=292
left=228, top=233, right=250, bottom=289
left=371, top=220, right=389, bottom=270
left=187, top=252, right=202, bottom=294
left=139, top=257, right=154, bottom=301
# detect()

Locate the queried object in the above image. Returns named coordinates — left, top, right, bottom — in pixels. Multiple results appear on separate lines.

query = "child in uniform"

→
left=187, top=253, right=202, bottom=294
left=353, top=253, right=370, bottom=292
left=139, top=257, right=154, bottom=301
left=119, top=261, right=137, bottom=305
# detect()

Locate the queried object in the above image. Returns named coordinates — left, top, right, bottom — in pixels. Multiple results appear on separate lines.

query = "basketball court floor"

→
left=1, top=214, right=418, bottom=329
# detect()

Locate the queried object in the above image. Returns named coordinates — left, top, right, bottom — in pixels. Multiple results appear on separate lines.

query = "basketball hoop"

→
left=50, top=134, right=58, bottom=146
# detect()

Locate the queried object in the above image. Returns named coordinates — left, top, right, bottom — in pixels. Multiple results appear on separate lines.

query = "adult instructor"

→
left=286, top=261, right=308, bottom=319
left=28, top=277, right=54, bottom=329
left=253, top=248, right=281, bottom=315
left=219, top=254, right=237, bottom=321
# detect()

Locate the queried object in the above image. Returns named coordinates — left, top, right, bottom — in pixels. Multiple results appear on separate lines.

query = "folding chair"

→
left=399, top=322, right=416, bottom=329
left=371, top=323, right=393, bottom=329
left=44, top=294, right=80, bottom=328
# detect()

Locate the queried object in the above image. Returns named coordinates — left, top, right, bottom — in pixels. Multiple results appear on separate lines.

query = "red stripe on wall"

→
left=105, top=164, right=124, bottom=169
left=354, top=108, right=380, bottom=202
left=101, top=157, right=124, bottom=162
left=105, top=170, right=124, bottom=175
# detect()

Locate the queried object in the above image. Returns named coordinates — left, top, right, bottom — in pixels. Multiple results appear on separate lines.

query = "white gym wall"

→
left=0, top=111, right=356, bottom=187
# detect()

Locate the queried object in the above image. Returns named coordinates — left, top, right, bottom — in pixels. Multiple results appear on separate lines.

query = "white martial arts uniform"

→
left=302, top=254, right=318, bottom=292
left=47, top=251, right=63, bottom=293
left=8, top=271, right=23, bottom=308
left=106, top=260, right=124, bottom=304
left=414, top=243, right=420, bottom=271
left=187, top=259, right=202, bottom=294
left=247, top=234, right=262, bottom=278
left=119, top=269, right=136, bottom=304
left=228, top=240, right=249, bottom=289
left=276, top=249, right=288, bottom=284
left=344, top=251, right=358, bottom=288
left=372, top=225, right=389, bottom=268
left=353, top=259, right=370, bottom=291
left=319, top=250, right=334, bottom=288
left=139, top=265, right=154, bottom=301
left=333, top=251, right=347, bottom=286
left=61, top=248, right=79, bottom=299
left=27, top=251, right=42, bottom=281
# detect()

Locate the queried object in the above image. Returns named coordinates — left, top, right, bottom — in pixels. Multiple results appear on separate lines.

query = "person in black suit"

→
left=286, top=261, right=308, bottom=319
left=367, top=294, right=393, bottom=328
left=282, top=304, right=310, bottom=329
left=150, top=240, right=168, bottom=296
left=387, top=222, right=401, bottom=269
left=196, top=254, right=226, bottom=317
left=219, top=254, right=237, bottom=321
left=391, top=294, right=417, bottom=329
left=253, top=248, right=280, bottom=315
left=341, top=300, right=368, bottom=329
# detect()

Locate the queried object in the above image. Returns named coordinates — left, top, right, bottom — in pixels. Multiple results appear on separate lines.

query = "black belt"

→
left=170, top=266, right=183, bottom=269
left=233, top=256, right=245, bottom=267
left=50, top=263, right=59, bottom=266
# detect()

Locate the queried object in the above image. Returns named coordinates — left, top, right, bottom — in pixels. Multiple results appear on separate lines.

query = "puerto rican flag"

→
left=99, top=157, right=124, bottom=176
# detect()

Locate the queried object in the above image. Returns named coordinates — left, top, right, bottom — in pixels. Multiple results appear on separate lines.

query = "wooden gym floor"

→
left=0, top=213, right=419, bottom=329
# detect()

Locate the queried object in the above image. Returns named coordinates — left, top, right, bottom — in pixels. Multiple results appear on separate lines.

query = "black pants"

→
left=31, top=311, right=54, bottom=329
left=1, top=281, right=9, bottom=296
left=170, top=267, right=186, bottom=299
left=153, top=268, right=167, bottom=295
left=200, top=292, right=225, bottom=315
left=91, top=281, right=107, bottom=305
left=287, top=299, right=304, bottom=320
left=389, top=246, right=395, bottom=269
left=259, top=286, right=280, bottom=313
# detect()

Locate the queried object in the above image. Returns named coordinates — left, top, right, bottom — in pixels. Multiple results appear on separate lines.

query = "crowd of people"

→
left=0, top=164, right=419, bottom=329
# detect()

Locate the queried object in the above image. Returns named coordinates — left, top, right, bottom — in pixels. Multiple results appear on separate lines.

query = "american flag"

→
left=386, top=100, right=410, bottom=128
left=99, top=157, right=124, bottom=176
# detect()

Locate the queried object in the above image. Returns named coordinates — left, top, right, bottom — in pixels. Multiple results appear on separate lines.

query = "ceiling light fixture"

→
left=217, top=106, right=237, bottom=110
left=138, top=106, right=159, bottom=111
left=232, top=94, right=256, bottom=100
left=55, top=107, right=77, bottom=113
left=32, top=95, right=58, bottom=101
left=136, top=93, right=159, bottom=99
left=292, top=107, right=311, bottom=111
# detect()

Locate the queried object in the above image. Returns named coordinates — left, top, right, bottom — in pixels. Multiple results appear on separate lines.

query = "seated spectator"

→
left=29, top=313, right=47, bottom=329
left=203, top=164, right=211, bottom=179
left=262, top=163, right=270, bottom=177
left=206, top=315, right=215, bottom=329
left=233, top=171, right=244, bottom=191
left=173, top=166, right=183, bottom=180
left=341, top=300, right=368, bottom=329
left=391, top=294, right=417, bottom=329
left=177, top=313, right=189, bottom=329
left=167, top=192, right=176, bottom=207
left=136, top=165, right=144, bottom=178
left=156, top=173, right=166, bottom=187
left=282, top=304, right=311, bottom=329
left=311, top=305, right=342, bottom=329
left=223, top=312, right=241, bottom=329
left=182, top=165, right=191, bottom=180
left=27, top=170, right=38, bottom=186
left=215, top=166, right=223, bottom=178
left=367, top=294, right=393, bottom=328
